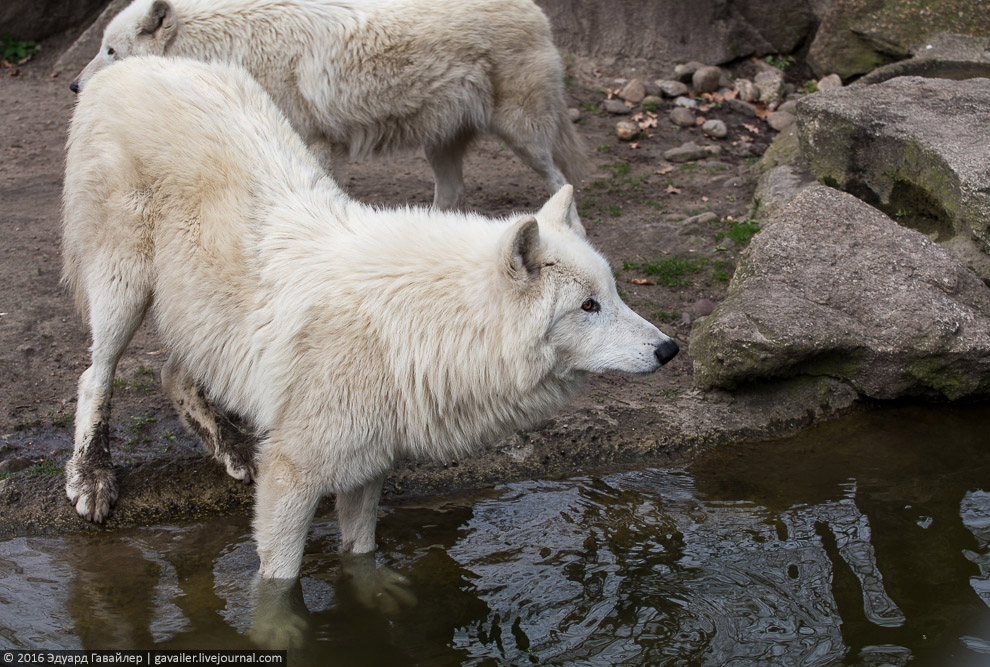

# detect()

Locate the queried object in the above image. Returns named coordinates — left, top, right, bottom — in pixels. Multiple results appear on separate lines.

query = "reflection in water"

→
left=0, top=404, right=989, bottom=665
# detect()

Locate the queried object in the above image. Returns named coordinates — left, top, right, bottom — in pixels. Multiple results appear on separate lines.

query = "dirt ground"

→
left=0, top=31, right=835, bottom=532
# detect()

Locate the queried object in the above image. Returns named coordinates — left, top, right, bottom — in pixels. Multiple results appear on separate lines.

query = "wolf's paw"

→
left=222, top=451, right=256, bottom=483
left=250, top=576, right=309, bottom=649
left=65, top=457, right=118, bottom=523
left=341, top=554, right=417, bottom=615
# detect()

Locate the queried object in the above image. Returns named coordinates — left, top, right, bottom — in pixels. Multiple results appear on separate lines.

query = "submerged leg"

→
left=161, top=354, right=255, bottom=482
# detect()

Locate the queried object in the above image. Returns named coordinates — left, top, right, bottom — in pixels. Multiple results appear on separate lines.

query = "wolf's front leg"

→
left=253, top=448, right=322, bottom=580
left=65, top=365, right=118, bottom=522
left=336, top=475, right=416, bottom=613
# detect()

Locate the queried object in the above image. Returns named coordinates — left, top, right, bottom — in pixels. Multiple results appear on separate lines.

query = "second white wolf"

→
left=71, top=0, right=588, bottom=211
left=63, top=56, right=678, bottom=582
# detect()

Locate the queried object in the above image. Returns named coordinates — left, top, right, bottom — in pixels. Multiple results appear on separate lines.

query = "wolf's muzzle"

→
left=655, top=339, right=679, bottom=366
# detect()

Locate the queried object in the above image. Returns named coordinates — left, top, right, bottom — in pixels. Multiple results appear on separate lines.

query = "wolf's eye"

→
left=107, top=47, right=116, bottom=56
left=581, top=298, right=600, bottom=313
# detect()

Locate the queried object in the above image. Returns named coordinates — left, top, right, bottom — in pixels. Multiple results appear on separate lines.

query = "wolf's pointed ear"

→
left=141, top=0, right=176, bottom=42
left=538, top=184, right=585, bottom=236
left=501, top=216, right=542, bottom=286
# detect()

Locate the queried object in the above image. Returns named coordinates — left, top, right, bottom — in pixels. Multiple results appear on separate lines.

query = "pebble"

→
left=618, top=78, right=646, bottom=104
left=692, top=66, right=723, bottom=94
left=663, top=142, right=714, bottom=163
left=766, top=110, right=796, bottom=131
left=754, top=70, right=785, bottom=105
left=734, top=78, right=761, bottom=102
left=777, top=100, right=798, bottom=114
left=641, top=95, right=664, bottom=108
left=674, top=61, right=705, bottom=82
left=674, top=96, right=698, bottom=108
left=615, top=120, right=638, bottom=141
left=567, top=107, right=581, bottom=122
left=684, top=211, right=720, bottom=225
left=690, top=298, right=717, bottom=317
left=725, top=98, right=758, bottom=117
left=0, top=457, right=32, bottom=474
left=656, top=79, right=689, bottom=98
left=669, top=107, right=695, bottom=127
left=701, top=119, right=728, bottom=139
left=604, top=99, right=631, bottom=114
left=817, top=73, right=843, bottom=91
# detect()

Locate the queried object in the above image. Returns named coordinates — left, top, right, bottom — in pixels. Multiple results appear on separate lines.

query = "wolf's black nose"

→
left=70, top=80, right=80, bottom=94
left=655, top=339, right=679, bottom=365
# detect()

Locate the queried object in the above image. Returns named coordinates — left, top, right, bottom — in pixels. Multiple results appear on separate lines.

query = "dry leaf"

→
left=654, top=166, right=674, bottom=175
left=695, top=116, right=706, bottom=125
left=629, top=142, right=640, bottom=149
left=666, top=184, right=682, bottom=195
left=629, top=278, right=655, bottom=285
left=754, top=103, right=770, bottom=120
left=742, top=123, right=760, bottom=135
left=701, top=196, right=709, bottom=202
left=723, top=89, right=738, bottom=100
left=637, top=116, right=658, bottom=130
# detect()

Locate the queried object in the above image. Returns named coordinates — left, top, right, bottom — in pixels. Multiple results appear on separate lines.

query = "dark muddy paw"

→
left=221, top=452, right=256, bottom=483
left=65, top=458, right=118, bottom=522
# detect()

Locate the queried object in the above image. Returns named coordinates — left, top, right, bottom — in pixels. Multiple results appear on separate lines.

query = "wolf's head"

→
left=503, top=185, right=679, bottom=377
left=70, top=0, right=176, bottom=94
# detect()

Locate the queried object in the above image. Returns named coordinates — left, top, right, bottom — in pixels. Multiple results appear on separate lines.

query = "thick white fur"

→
left=63, top=57, right=673, bottom=580
left=72, top=0, right=588, bottom=210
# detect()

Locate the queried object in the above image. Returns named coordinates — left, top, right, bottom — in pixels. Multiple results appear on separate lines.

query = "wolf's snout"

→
left=70, top=80, right=81, bottom=94
left=654, top=339, right=679, bottom=366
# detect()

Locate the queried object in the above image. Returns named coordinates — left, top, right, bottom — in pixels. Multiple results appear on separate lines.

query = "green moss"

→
left=906, top=358, right=978, bottom=400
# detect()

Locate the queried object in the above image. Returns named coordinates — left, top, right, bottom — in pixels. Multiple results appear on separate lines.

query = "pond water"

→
left=2, top=404, right=990, bottom=665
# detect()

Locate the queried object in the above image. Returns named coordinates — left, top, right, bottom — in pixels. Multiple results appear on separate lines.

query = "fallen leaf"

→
left=654, top=166, right=674, bottom=175
left=629, top=142, right=640, bottom=149
left=629, top=278, right=655, bottom=285
left=701, top=196, right=709, bottom=202
left=723, top=89, right=738, bottom=100
left=695, top=116, right=706, bottom=125
left=666, top=184, right=682, bottom=195
left=637, top=116, right=658, bottom=130
left=742, top=123, right=760, bottom=135
left=754, top=103, right=770, bottom=120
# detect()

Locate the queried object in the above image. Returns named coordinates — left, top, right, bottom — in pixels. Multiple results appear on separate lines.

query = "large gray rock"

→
left=808, top=0, right=990, bottom=79
left=857, top=32, right=990, bottom=85
left=536, top=0, right=818, bottom=68
left=0, top=0, right=106, bottom=42
left=691, top=186, right=990, bottom=400
left=797, top=76, right=990, bottom=280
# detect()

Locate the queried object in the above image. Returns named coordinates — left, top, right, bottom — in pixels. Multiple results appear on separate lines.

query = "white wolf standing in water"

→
left=63, top=57, right=678, bottom=584
left=70, top=0, right=588, bottom=214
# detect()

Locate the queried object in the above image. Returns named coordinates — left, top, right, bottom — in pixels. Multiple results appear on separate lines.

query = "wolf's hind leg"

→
left=161, top=354, right=255, bottom=482
left=67, top=268, right=151, bottom=522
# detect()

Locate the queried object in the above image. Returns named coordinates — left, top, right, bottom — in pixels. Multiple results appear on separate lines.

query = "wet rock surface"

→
left=691, top=186, right=990, bottom=400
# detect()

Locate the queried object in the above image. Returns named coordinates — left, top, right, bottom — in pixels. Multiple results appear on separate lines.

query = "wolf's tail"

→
left=553, top=115, right=590, bottom=185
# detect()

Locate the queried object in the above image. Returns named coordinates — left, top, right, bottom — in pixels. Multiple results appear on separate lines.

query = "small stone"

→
left=0, top=457, right=32, bottom=474
left=615, top=120, right=638, bottom=141
left=777, top=100, right=798, bottom=114
left=735, top=79, right=761, bottom=102
left=656, top=79, right=690, bottom=97
left=817, top=73, right=843, bottom=91
left=641, top=95, right=664, bottom=108
left=674, top=96, right=698, bottom=108
left=618, top=78, right=646, bottom=104
left=567, top=107, right=581, bottom=122
left=664, top=142, right=712, bottom=163
left=766, top=111, right=796, bottom=131
left=690, top=298, right=717, bottom=317
left=692, top=66, right=723, bottom=94
left=669, top=107, right=695, bottom=127
left=726, top=98, right=758, bottom=117
left=684, top=211, right=720, bottom=226
left=701, top=119, right=728, bottom=139
left=754, top=70, right=785, bottom=105
left=643, top=80, right=660, bottom=97
left=674, top=61, right=705, bottom=82
left=604, top=99, right=631, bottom=114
